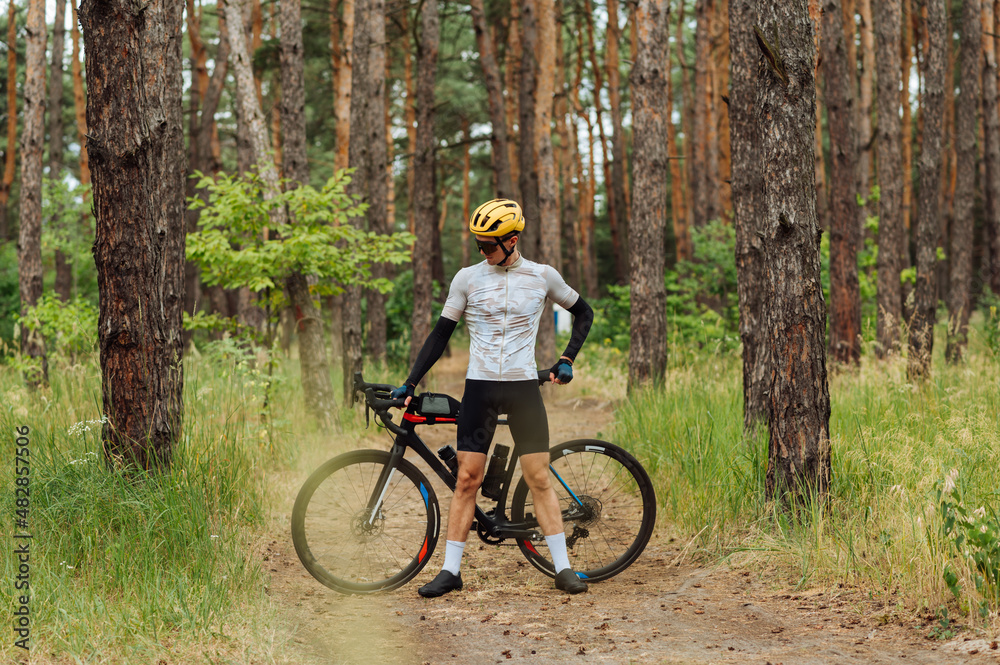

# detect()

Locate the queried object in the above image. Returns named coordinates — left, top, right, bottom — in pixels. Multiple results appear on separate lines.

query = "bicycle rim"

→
left=510, top=440, right=656, bottom=582
left=291, top=450, right=440, bottom=593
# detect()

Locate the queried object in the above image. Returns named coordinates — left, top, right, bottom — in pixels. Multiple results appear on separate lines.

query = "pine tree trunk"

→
left=556, top=23, right=581, bottom=291
left=80, top=0, right=185, bottom=468
left=471, top=0, right=516, bottom=198
left=908, top=0, right=945, bottom=380
left=606, top=0, right=629, bottom=275
left=676, top=0, right=695, bottom=235
left=857, top=0, right=875, bottom=206
left=403, top=16, right=417, bottom=233
left=70, top=0, right=89, bottom=188
left=754, top=0, right=831, bottom=500
left=669, top=1, right=690, bottom=261
left=365, top=0, right=390, bottom=362
left=0, top=0, right=17, bottom=242
left=534, top=0, right=558, bottom=363
left=692, top=0, right=720, bottom=227
left=946, top=0, right=981, bottom=362
left=823, top=0, right=862, bottom=366
left=518, top=0, right=540, bottom=258
left=730, top=0, right=767, bottom=429
left=582, top=0, right=620, bottom=280
left=343, top=0, right=371, bottom=398
left=506, top=0, right=522, bottom=191
left=628, top=0, right=669, bottom=389
left=410, top=0, right=438, bottom=369
left=714, top=7, right=731, bottom=219
left=280, top=0, right=337, bottom=424
left=901, top=0, right=914, bottom=240
left=874, top=0, right=904, bottom=357
left=19, top=0, right=47, bottom=386
left=462, top=118, right=472, bottom=268
left=50, top=0, right=72, bottom=300
left=983, top=0, right=1000, bottom=296
left=334, top=0, right=354, bottom=172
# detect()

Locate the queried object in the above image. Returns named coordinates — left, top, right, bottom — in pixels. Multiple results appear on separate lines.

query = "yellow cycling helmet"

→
left=469, top=199, right=525, bottom=237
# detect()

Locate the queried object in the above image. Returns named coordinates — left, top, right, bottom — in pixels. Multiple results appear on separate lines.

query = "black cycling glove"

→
left=550, top=358, right=573, bottom=384
left=390, top=383, right=414, bottom=401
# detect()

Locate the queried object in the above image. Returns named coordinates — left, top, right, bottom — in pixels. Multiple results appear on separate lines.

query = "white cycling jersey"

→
left=441, top=255, right=579, bottom=382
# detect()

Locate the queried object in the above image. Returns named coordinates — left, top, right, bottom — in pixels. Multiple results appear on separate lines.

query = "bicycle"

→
left=290, top=371, right=657, bottom=594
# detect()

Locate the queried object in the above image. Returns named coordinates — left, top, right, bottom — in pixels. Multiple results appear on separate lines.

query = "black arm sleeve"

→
left=405, top=316, right=458, bottom=386
left=560, top=296, right=594, bottom=362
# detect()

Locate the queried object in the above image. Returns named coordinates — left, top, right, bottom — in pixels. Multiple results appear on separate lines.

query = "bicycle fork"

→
left=363, top=444, right=408, bottom=526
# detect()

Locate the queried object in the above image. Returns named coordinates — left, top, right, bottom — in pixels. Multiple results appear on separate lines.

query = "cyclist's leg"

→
left=506, top=381, right=587, bottom=591
left=518, top=451, right=563, bottom=535
left=450, top=379, right=499, bottom=541
left=504, top=380, right=557, bottom=530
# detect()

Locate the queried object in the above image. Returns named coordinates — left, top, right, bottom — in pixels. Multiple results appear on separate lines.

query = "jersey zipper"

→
left=498, top=269, right=509, bottom=381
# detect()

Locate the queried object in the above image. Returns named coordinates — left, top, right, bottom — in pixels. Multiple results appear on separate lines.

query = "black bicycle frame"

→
left=362, top=410, right=591, bottom=542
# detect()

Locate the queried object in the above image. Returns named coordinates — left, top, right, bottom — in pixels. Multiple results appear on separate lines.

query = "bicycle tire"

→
left=509, top=439, right=656, bottom=582
left=291, top=450, right=440, bottom=593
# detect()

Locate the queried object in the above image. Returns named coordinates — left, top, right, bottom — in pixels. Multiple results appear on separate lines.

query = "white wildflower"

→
left=974, top=506, right=987, bottom=519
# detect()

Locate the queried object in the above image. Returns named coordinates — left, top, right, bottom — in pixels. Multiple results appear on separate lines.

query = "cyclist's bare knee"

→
left=455, top=452, right=486, bottom=494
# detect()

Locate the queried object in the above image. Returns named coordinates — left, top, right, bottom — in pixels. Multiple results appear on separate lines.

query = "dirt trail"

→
left=267, top=352, right=1000, bottom=664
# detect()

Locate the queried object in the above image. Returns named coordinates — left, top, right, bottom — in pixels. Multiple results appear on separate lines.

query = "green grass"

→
left=615, top=319, right=1000, bottom=627
left=0, top=344, right=309, bottom=663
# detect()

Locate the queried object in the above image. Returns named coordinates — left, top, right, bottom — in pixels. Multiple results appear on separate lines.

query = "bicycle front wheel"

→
left=291, top=450, right=440, bottom=593
left=510, top=440, right=656, bottom=582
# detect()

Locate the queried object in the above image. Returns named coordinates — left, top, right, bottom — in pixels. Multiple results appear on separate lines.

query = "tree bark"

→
left=670, top=0, right=690, bottom=261
left=822, top=0, right=862, bottom=366
left=19, top=0, right=47, bottom=385
left=692, top=0, right=720, bottom=228
left=582, top=0, right=620, bottom=280
left=333, top=0, right=355, bottom=172
left=280, top=0, right=337, bottom=424
left=50, top=0, right=71, bottom=300
left=0, top=0, right=17, bottom=242
left=506, top=0, right=522, bottom=190
left=628, top=0, right=669, bottom=389
left=470, top=0, right=516, bottom=198
left=908, top=0, right=944, bottom=380
left=983, top=0, right=1000, bottom=295
left=874, top=0, right=904, bottom=357
left=70, top=0, right=89, bottom=189
left=534, top=0, right=558, bottom=363
left=410, top=0, right=438, bottom=370
left=365, top=0, right=390, bottom=362
left=343, top=0, right=371, bottom=398
left=606, top=0, right=630, bottom=273
left=80, top=0, right=185, bottom=467
left=857, top=0, right=875, bottom=209
left=729, top=0, right=767, bottom=429
left=517, top=0, right=540, bottom=258
left=946, top=0, right=981, bottom=362
left=754, top=0, right=831, bottom=500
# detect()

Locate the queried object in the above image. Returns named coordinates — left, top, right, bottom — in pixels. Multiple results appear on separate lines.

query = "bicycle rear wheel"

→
left=510, top=440, right=656, bottom=582
left=291, top=450, right=440, bottom=593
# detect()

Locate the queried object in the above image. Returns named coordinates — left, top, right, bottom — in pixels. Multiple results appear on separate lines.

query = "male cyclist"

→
left=392, top=198, right=594, bottom=597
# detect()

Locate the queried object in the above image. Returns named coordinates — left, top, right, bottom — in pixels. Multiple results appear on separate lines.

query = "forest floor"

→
left=266, top=351, right=1000, bottom=664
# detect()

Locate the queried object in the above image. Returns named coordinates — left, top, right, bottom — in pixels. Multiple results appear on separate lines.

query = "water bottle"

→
left=437, top=445, right=459, bottom=476
left=480, top=444, right=510, bottom=499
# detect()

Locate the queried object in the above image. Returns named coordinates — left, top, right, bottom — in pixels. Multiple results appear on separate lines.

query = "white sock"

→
left=442, top=540, right=466, bottom=575
left=545, top=533, right=572, bottom=573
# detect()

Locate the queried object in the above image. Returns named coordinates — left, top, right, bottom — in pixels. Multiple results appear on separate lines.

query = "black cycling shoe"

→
left=418, top=570, right=463, bottom=598
left=554, top=569, right=588, bottom=594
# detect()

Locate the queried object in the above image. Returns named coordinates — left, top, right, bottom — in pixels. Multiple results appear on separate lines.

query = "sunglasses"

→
left=475, top=238, right=503, bottom=254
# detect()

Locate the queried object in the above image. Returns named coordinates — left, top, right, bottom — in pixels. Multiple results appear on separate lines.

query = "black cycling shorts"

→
left=456, top=379, right=549, bottom=455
